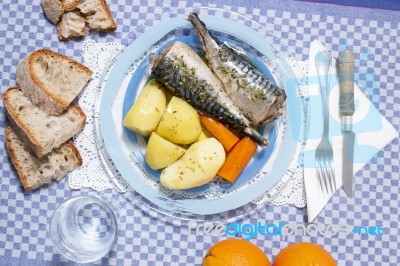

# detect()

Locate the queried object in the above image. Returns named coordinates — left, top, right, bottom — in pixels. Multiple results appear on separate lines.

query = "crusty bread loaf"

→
left=57, top=11, right=86, bottom=41
left=62, top=0, right=82, bottom=11
left=78, top=0, right=117, bottom=31
left=16, top=48, right=92, bottom=115
left=42, top=0, right=64, bottom=25
left=42, top=0, right=117, bottom=40
left=42, top=0, right=82, bottom=25
left=3, top=87, right=86, bottom=158
left=5, top=126, right=82, bottom=191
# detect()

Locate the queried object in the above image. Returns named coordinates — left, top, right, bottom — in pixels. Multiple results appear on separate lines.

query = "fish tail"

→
left=188, top=12, right=221, bottom=46
left=244, top=127, right=269, bottom=147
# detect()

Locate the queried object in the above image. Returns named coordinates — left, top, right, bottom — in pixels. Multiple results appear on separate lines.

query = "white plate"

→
left=98, top=13, right=307, bottom=218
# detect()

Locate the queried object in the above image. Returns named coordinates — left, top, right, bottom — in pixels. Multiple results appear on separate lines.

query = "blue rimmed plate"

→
left=99, top=14, right=305, bottom=217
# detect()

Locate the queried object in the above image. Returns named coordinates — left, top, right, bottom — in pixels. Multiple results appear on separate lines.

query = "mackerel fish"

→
left=188, top=12, right=286, bottom=125
left=151, top=41, right=268, bottom=146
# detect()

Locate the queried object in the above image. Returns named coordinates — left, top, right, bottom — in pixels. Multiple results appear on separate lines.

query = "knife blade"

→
left=338, top=50, right=355, bottom=198
left=342, top=131, right=355, bottom=197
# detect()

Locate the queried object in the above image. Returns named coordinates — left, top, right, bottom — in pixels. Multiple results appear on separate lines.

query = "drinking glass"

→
left=50, top=195, right=118, bottom=263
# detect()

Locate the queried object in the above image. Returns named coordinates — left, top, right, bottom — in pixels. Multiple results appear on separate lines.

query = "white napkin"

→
left=304, top=40, right=398, bottom=222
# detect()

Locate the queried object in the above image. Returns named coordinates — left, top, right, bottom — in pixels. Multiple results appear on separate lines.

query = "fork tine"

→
left=316, top=159, right=330, bottom=195
left=327, top=164, right=336, bottom=193
left=321, top=159, right=331, bottom=193
left=315, top=165, right=324, bottom=193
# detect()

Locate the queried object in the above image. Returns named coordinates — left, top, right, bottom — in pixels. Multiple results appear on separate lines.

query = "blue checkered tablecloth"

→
left=0, top=0, right=399, bottom=265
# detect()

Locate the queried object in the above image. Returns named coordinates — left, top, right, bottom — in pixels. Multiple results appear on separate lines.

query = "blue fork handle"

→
left=315, top=50, right=332, bottom=137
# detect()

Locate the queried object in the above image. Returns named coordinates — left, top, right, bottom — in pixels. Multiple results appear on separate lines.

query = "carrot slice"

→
left=217, top=137, right=257, bottom=183
left=199, top=114, right=239, bottom=152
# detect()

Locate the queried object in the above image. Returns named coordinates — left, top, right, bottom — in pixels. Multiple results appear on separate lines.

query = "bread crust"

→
left=78, top=0, right=117, bottom=32
left=64, top=141, right=83, bottom=167
left=3, top=86, right=86, bottom=158
left=71, top=102, right=87, bottom=129
left=96, top=0, right=117, bottom=31
left=5, top=126, right=37, bottom=191
left=62, top=0, right=82, bottom=11
left=3, top=87, right=42, bottom=156
left=16, top=48, right=92, bottom=115
left=42, top=0, right=64, bottom=25
left=5, top=126, right=83, bottom=191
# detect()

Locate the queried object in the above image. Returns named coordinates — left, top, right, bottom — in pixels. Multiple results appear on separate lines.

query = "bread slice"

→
left=42, top=0, right=64, bottom=25
left=62, top=0, right=82, bottom=11
left=77, top=0, right=117, bottom=32
left=3, top=87, right=86, bottom=158
left=57, top=11, right=86, bottom=41
left=5, top=126, right=82, bottom=192
left=16, top=48, right=92, bottom=115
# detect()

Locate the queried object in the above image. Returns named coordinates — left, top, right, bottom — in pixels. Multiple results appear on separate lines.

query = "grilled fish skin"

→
left=188, top=12, right=287, bottom=125
left=151, top=41, right=268, bottom=146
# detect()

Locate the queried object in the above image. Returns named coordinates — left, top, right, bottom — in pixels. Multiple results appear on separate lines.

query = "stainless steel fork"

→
left=315, top=50, right=336, bottom=194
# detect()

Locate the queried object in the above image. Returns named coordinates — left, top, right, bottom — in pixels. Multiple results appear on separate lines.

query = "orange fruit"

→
left=273, top=242, right=336, bottom=266
left=203, top=238, right=270, bottom=266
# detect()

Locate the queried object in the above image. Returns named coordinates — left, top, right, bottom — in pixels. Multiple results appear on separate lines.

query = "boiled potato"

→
left=197, top=127, right=212, bottom=141
left=156, top=96, right=201, bottom=144
left=123, top=79, right=167, bottom=136
left=145, top=132, right=186, bottom=170
left=160, top=138, right=225, bottom=190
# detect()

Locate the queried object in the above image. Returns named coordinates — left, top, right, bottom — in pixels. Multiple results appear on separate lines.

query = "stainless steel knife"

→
left=338, top=50, right=355, bottom=198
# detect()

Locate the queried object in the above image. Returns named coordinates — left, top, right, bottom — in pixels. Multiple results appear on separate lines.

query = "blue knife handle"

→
left=338, top=50, right=355, bottom=116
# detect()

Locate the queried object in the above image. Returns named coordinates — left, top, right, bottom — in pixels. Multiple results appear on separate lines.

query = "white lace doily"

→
left=68, top=40, right=130, bottom=192
left=68, top=40, right=308, bottom=208
left=253, top=58, right=308, bottom=208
